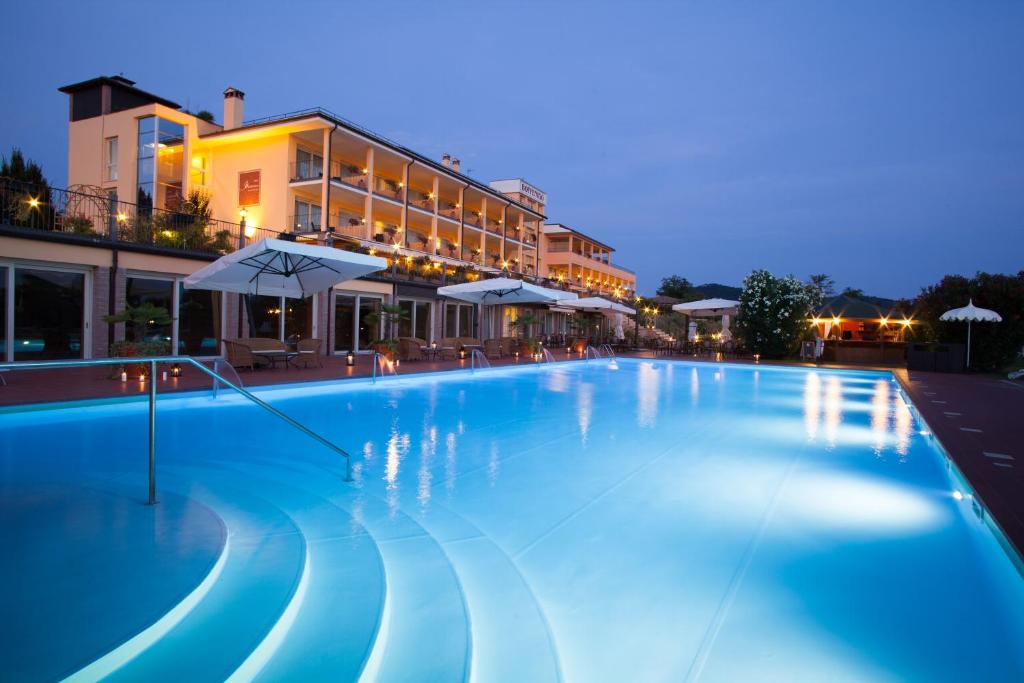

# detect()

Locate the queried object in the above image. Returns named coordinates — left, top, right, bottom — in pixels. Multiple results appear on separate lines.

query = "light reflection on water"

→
left=637, top=363, right=660, bottom=427
left=577, top=382, right=593, bottom=444
left=804, top=372, right=821, bottom=440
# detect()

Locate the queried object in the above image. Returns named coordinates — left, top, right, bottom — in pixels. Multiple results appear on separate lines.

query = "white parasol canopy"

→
left=558, top=297, right=635, bottom=314
left=673, top=298, right=740, bottom=342
left=671, top=298, right=740, bottom=316
left=184, top=238, right=386, bottom=298
left=940, top=299, right=1002, bottom=368
left=437, top=277, right=578, bottom=304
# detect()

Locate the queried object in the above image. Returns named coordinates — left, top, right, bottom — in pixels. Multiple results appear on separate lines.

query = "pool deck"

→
left=3, top=351, right=1021, bottom=561
left=894, top=368, right=1024, bottom=560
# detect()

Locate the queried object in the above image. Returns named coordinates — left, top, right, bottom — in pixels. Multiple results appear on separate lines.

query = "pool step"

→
left=411, top=504, right=563, bottom=683
left=219, top=457, right=473, bottom=683
left=95, top=474, right=308, bottom=683
left=182, top=461, right=387, bottom=682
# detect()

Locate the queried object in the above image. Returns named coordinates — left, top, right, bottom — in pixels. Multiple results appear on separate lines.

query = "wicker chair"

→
left=500, top=337, right=517, bottom=356
left=437, top=337, right=460, bottom=360
left=296, top=338, right=323, bottom=368
left=483, top=339, right=503, bottom=359
left=398, top=337, right=426, bottom=361
left=223, top=339, right=260, bottom=371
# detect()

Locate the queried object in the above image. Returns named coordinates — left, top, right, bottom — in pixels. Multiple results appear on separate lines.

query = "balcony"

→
left=463, top=211, right=483, bottom=229
left=290, top=160, right=323, bottom=183
left=372, top=176, right=402, bottom=202
left=329, top=161, right=368, bottom=191
left=330, top=210, right=367, bottom=239
left=407, top=187, right=433, bottom=212
left=438, top=201, right=460, bottom=222
left=0, top=179, right=279, bottom=257
left=483, top=216, right=502, bottom=235
left=288, top=214, right=322, bottom=232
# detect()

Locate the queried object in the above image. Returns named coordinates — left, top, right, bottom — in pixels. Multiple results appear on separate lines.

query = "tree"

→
left=808, top=274, right=835, bottom=298
left=915, top=271, right=1024, bottom=372
left=1, top=148, right=49, bottom=186
left=656, top=275, right=698, bottom=301
left=736, top=270, right=817, bottom=358
left=841, top=287, right=865, bottom=299
left=104, top=303, right=172, bottom=343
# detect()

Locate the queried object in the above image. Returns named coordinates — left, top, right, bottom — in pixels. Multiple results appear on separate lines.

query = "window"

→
left=293, top=199, right=322, bottom=231
left=12, top=268, right=85, bottom=361
left=284, top=296, right=313, bottom=342
left=105, top=137, right=118, bottom=181
left=136, top=116, right=184, bottom=211
left=295, top=148, right=323, bottom=181
left=398, top=299, right=432, bottom=341
left=178, top=285, right=220, bottom=355
left=334, top=294, right=355, bottom=352
left=444, top=302, right=475, bottom=338
left=125, top=277, right=174, bottom=345
left=0, top=267, right=6, bottom=360
left=358, top=297, right=382, bottom=349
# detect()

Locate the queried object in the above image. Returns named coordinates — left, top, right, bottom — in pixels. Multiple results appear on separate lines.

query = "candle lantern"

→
left=459, top=348, right=467, bottom=360
left=120, top=369, right=127, bottom=383
left=171, top=363, right=182, bottom=378
left=346, top=350, right=355, bottom=367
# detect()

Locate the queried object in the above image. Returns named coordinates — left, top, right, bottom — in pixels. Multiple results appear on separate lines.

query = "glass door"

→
left=334, top=294, right=355, bottom=352
left=357, top=296, right=382, bottom=351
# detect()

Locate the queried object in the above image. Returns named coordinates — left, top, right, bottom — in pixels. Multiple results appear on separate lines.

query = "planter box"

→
left=907, top=343, right=965, bottom=373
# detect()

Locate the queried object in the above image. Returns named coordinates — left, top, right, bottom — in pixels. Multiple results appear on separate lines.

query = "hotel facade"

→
left=0, top=75, right=635, bottom=362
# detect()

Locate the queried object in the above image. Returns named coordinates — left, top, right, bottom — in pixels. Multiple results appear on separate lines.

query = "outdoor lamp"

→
left=346, top=350, right=355, bottom=366
left=171, top=363, right=182, bottom=378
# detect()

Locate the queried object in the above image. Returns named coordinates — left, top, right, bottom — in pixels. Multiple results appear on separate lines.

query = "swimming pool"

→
left=2, top=359, right=1023, bottom=681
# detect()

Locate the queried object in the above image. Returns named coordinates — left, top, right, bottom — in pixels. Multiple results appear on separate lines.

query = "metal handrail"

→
left=584, top=345, right=600, bottom=362
left=0, top=356, right=354, bottom=502
left=599, top=343, right=616, bottom=358
left=371, top=351, right=398, bottom=383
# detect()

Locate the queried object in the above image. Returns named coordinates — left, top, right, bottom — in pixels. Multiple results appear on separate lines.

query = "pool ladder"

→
left=0, top=356, right=355, bottom=504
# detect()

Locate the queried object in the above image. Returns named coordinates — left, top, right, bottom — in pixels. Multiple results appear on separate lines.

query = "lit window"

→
left=105, top=137, right=118, bottom=181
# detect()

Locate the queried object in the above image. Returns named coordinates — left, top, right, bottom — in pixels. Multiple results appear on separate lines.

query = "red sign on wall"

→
left=238, top=170, right=261, bottom=206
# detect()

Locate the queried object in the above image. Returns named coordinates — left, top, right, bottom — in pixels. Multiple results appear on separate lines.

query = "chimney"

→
left=441, top=153, right=451, bottom=168
left=223, top=87, right=245, bottom=130
left=452, top=158, right=461, bottom=173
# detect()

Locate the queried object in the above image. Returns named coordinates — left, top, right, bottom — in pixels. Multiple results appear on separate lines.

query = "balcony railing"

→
left=407, top=188, right=433, bottom=211
left=438, top=202, right=460, bottom=221
left=463, top=211, right=483, bottom=229
left=372, top=176, right=402, bottom=201
left=483, top=217, right=502, bottom=235
left=0, top=178, right=277, bottom=256
left=329, top=161, right=368, bottom=190
left=288, top=214, right=322, bottom=232
left=290, top=160, right=323, bottom=182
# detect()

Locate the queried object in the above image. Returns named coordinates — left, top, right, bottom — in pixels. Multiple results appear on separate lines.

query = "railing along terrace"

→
left=329, top=161, right=368, bottom=190
left=372, top=176, right=402, bottom=200
left=438, top=202, right=460, bottom=220
left=0, top=178, right=277, bottom=255
left=407, top=188, right=433, bottom=210
left=289, top=160, right=323, bottom=182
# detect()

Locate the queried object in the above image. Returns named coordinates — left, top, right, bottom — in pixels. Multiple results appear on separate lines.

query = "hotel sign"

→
left=238, top=170, right=261, bottom=206
left=489, top=178, right=546, bottom=206
left=516, top=179, right=547, bottom=205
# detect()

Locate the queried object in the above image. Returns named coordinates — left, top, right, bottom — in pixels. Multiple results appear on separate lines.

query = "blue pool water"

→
left=2, top=359, right=1023, bottom=682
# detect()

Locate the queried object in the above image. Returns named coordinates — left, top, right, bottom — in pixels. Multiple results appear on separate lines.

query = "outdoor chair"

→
left=437, top=337, right=460, bottom=360
left=500, top=337, right=518, bottom=356
left=223, top=339, right=266, bottom=372
left=296, top=338, right=324, bottom=368
left=398, top=337, right=426, bottom=361
left=484, top=339, right=503, bottom=359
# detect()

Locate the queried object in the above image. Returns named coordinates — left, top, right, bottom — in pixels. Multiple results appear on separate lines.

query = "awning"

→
left=183, top=238, right=386, bottom=298
left=437, top=277, right=578, bottom=304
left=671, top=298, right=740, bottom=316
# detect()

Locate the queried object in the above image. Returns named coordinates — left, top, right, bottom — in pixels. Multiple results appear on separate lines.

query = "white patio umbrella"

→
left=437, top=277, right=578, bottom=304
left=184, top=237, right=387, bottom=298
left=940, top=299, right=1002, bottom=368
left=672, top=298, right=740, bottom=342
left=558, top=296, right=635, bottom=314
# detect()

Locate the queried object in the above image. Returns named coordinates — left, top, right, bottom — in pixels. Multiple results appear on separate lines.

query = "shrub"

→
left=915, top=271, right=1024, bottom=371
left=736, top=270, right=817, bottom=358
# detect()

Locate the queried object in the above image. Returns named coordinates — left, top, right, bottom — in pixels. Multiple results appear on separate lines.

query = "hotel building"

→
left=0, top=75, right=634, bottom=362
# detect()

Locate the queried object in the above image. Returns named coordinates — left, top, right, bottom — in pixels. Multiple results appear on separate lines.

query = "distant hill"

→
left=694, top=283, right=742, bottom=300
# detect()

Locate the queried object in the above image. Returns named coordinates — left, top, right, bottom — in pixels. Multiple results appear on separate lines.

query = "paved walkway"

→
left=895, top=369, right=1024, bottom=560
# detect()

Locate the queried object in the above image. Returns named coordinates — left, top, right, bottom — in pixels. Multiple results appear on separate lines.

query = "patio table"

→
left=252, top=350, right=299, bottom=369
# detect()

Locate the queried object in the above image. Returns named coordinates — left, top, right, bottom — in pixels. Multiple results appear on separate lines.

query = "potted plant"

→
left=364, top=303, right=409, bottom=360
left=511, top=312, right=542, bottom=354
left=103, top=303, right=173, bottom=378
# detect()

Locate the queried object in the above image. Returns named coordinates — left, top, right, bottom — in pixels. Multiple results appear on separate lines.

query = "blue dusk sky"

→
left=2, top=0, right=1022, bottom=298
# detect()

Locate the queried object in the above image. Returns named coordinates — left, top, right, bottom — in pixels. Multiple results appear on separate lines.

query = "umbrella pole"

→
left=966, top=320, right=972, bottom=369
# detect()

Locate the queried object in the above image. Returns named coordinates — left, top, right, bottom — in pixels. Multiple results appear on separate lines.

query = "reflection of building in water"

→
left=824, top=377, right=842, bottom=447
left=871, top=379, right=890, bottom=455
left=804, top=372, right=821, bottom=441
left=577, top=382, right=594, bottom=445
left=637, top=363, right=660, bottom=427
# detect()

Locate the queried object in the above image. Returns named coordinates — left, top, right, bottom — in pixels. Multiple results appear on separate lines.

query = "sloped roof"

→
left=817, top=294, right=885, bottom=320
